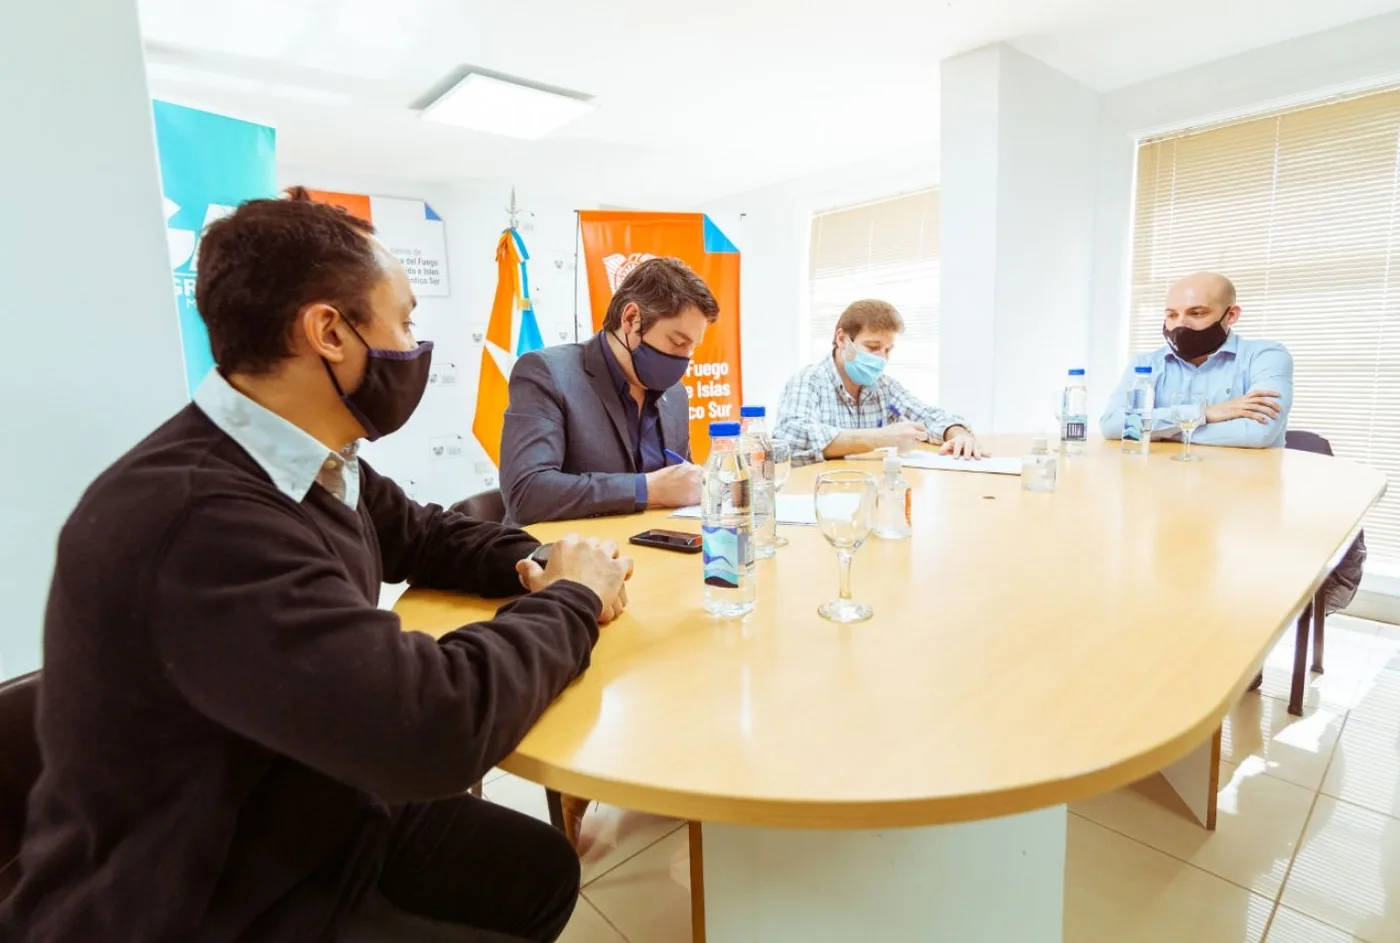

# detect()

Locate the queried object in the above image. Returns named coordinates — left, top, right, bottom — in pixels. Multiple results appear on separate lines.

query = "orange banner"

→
left=578, top=211, right=742, bottom=462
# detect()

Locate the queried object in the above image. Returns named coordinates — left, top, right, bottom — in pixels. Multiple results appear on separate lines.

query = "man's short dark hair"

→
left=601, top=257, right=720, bottom=333
left=195, top=186, right=383, bottom=375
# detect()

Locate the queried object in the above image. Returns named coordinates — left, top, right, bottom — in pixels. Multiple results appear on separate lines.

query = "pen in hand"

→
left=663, top=448, right=689, bottom=466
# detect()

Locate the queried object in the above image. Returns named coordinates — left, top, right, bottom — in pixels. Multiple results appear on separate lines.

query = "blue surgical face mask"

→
left=841, top=342, right=887, bottom=387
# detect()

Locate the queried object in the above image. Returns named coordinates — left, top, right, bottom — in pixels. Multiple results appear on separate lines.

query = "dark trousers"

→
left=345, top=794, right=579, bottom=942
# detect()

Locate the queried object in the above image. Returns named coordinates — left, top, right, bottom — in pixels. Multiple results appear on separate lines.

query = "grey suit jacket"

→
left=499, top=334, right=692, bottom=526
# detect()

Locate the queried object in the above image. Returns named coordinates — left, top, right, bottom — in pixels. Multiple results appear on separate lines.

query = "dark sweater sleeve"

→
left=147, top=493, right=602, bottom=803
left=360, top=460, right=537, bottom=597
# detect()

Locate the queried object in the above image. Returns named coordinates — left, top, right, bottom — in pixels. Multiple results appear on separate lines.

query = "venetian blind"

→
left=1130, top=87, right=1400, bottom=566
left=809, top=189, right=940, bottom=402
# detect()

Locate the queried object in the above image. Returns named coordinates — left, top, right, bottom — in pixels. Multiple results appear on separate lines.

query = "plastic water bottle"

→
left=1060, top=369, right=1089, bottom=456
left=739, top=405, right=776, bottom=560
left=1122, top=366, right=1154, bottom=455
left=702, top=422, right=756, bottom=617
left=875, top=454, right=912, bottom=540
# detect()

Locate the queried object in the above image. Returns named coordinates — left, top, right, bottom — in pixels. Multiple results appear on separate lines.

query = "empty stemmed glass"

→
left=1171, top=392, right=1207, bottom=462
left=814, top=471, right=879, bottom=623
left=771, top=440, right=792, bottom=547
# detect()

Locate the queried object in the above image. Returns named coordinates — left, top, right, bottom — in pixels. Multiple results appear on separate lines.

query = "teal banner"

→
left=152, top=101, right=276, bottom=394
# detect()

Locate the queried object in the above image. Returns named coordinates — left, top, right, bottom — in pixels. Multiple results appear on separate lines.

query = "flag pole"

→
left=572, top=210, right=582, bottom=343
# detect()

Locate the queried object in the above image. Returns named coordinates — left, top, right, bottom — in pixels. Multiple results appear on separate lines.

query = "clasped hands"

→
left=516, top=535, right=634, bottom=624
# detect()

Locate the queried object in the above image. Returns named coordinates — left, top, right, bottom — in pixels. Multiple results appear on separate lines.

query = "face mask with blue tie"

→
left=840, top=342, right=887, bottom=387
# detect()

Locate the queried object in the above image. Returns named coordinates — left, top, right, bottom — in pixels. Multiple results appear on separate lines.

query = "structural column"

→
left=0, top=0, right=185, bottom=676
left=939, top=44, right=1102, bottom=435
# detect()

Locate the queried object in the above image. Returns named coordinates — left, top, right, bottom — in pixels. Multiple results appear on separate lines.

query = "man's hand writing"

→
left=645, top=463, right=703, bottom=508
left=881, top=421, right=929, bottom=453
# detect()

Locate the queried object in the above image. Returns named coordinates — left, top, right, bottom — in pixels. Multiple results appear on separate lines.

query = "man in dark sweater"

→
left=0, top=189, right=632, bottom=943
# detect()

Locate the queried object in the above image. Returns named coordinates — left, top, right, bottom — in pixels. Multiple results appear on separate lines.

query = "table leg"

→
left=1311, top=592, right=1325, bottom=674
left=700, top=806, right=1067, bottom=942
left=689, top=821, right=706, bottom=943
left=1161, top=725, right=1222, bottom=830
left=1290, top=602, right=1312, bottom=716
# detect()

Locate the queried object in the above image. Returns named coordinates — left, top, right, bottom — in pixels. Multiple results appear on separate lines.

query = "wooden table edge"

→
left=418, top=459, right=1389, bottom=831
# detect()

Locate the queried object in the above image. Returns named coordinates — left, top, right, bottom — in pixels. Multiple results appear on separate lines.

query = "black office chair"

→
left=1251, top=432, right=1368, bottom=716
left=448, top=489, right=506, bottom=525
left=0, top=671, right=42, bottom=905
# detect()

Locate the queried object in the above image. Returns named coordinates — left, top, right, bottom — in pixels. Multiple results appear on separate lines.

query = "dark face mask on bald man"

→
left=1163, top=317, right=1230, bottom=361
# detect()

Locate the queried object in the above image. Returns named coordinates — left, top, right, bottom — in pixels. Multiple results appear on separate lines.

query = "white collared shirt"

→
left=193, top=371, right=361, bottom=508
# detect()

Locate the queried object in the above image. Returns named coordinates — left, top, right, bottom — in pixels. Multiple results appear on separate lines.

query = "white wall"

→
left=1086, top=9, right=1400, bottom=421
left=0, top=0, right=187, bottom=678
left=700, top=10, right=1400, bottom=441
left=280, top=167, right=595, bottom=509
left=698, top=145, right=939, bottom=415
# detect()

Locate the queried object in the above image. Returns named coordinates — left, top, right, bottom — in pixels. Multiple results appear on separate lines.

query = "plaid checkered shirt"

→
left=774, top=355, right=969, bottom=466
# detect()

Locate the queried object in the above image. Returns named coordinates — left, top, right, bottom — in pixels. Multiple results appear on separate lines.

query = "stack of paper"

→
left=896, top=452, right=1022, bottom=476
left=671, top=494, right=819, bottom=525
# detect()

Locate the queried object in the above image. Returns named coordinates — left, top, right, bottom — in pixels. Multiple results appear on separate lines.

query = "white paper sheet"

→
left=670, top=494, right=819, bottom=525
left=896, top=452, right=1023, bottom=476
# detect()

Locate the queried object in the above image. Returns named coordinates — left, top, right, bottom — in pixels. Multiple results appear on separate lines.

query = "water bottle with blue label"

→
left=1122, top=365, right=1154, bottom=455
left=1060, top=369, right=1089, bottom=456
left=702, top=422, right=756, bottom=617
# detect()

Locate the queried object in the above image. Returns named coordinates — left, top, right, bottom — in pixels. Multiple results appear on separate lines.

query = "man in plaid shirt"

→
left=775, top=299, right=981, bottom=466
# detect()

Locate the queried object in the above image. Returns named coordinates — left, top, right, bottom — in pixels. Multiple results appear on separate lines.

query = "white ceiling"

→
left=138, top=0, right=1400, bottom=206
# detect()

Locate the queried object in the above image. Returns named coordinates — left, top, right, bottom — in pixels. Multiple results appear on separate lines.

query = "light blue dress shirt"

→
left=193, top=370, right=361, bottom=507
left=1099, top=332, right=1293, bottom=449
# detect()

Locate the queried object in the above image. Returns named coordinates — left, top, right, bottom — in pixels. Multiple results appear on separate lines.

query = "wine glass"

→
left=814, top=471, right=879, bottom=623
left=771, top=440, right=792, bottom=547
left=1171, top=392, right=1207, bottom=462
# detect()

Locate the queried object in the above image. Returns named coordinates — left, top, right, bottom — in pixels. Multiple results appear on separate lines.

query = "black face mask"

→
left=325, top=317, right=434, bottom=441
left=1163, top=319, right=1229, bottom=361
left=617, top=329, right=691, bottom=392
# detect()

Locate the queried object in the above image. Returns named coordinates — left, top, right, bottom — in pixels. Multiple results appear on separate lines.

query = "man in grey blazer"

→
left=500, top=257, right=720, bottom=528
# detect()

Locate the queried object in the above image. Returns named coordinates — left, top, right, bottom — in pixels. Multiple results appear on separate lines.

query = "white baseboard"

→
left=1353, top=561, right=1400, bottom=625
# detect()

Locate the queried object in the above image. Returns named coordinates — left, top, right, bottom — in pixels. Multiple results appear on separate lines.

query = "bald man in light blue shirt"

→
left=1101, top=272, right=1292, bottom=449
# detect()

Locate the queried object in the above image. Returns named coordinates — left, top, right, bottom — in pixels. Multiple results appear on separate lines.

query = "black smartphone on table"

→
left=629, top=529, right=703, bottom=554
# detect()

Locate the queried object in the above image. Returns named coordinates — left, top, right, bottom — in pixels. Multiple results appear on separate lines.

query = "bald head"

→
left=1164, top=271, right=1239, bottom=332
left=1167, top=272, right=1236, bottom=311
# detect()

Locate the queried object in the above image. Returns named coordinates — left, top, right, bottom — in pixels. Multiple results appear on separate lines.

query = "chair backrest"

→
left=1284, top=430, right=1334, bottom=457
left=0, top=671, right=41, bottom=904
left=449, top=489, right=506, bottom=525
left=1284, top=430, right=1368, bottom=613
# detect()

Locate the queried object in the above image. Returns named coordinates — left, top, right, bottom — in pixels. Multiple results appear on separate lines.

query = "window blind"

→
left=809, top=189, right=940, bottom=402
left=1129, top=87, right=1400, bottom=567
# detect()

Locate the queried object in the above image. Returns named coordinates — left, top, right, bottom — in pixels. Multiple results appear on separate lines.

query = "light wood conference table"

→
left=396, top=435, right=1386, bottom=943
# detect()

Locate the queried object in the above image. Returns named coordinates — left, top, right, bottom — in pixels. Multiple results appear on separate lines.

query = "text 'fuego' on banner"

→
left=578, top=211, right=742, bottom=462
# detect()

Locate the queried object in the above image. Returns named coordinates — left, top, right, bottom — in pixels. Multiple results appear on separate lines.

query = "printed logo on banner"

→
left=579, top=212, right=742, bottom=462
left=152, top=101, right=277, bottom=396
left=302, top=190, right=451, bottom=297
left=603, top=253, right=658, bottom=291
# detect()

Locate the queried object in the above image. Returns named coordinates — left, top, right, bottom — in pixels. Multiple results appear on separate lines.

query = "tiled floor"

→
left=481, top=614, right=1400, bottom=942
